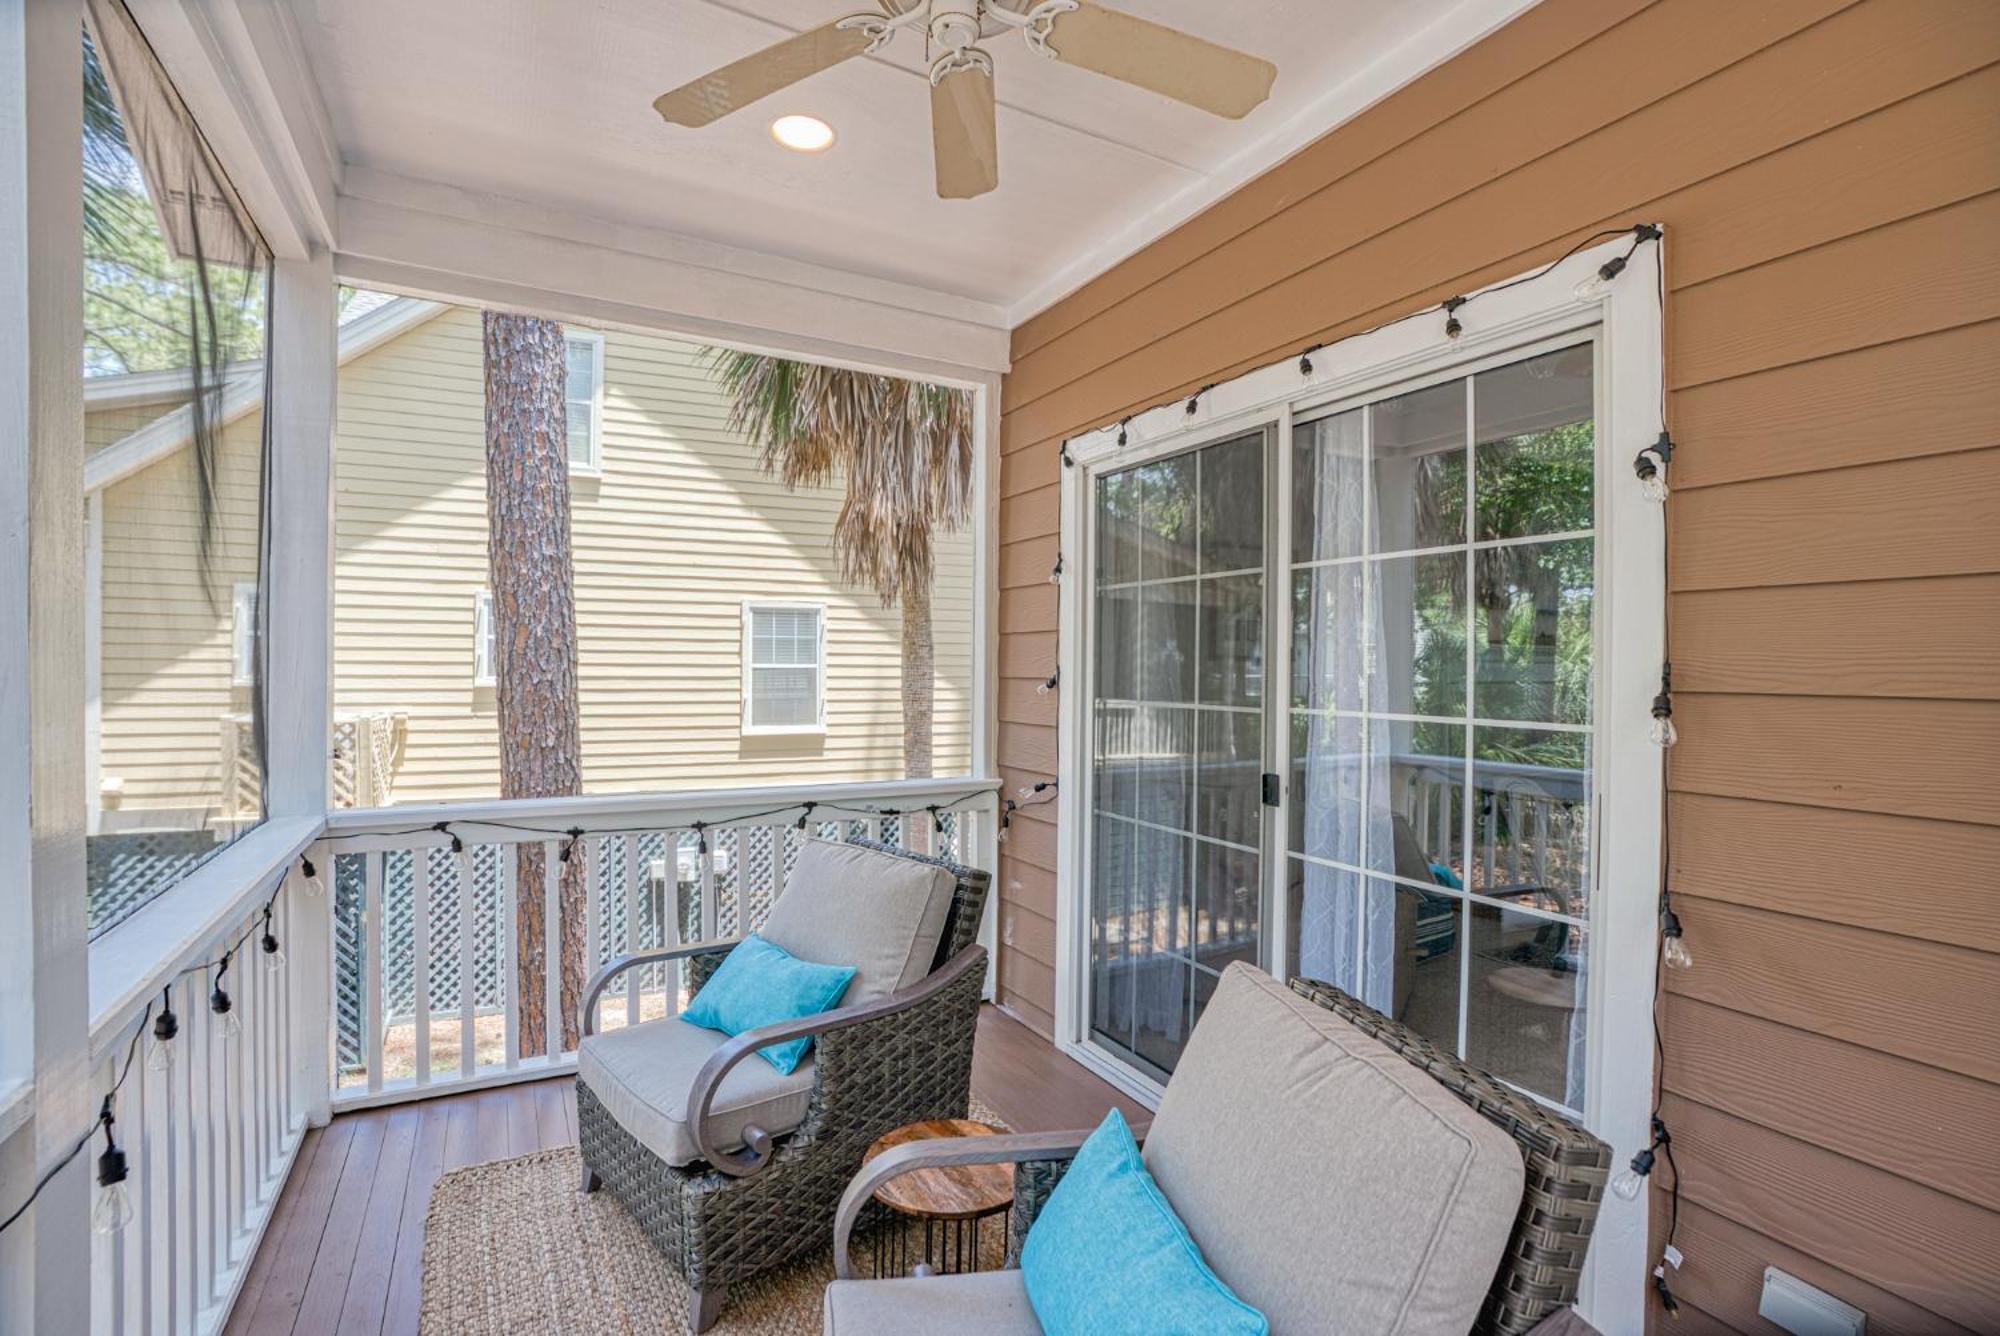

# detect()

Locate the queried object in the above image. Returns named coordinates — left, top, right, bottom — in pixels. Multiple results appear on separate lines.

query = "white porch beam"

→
left=0, top=0, right=91, bottom=1329
left=335, top=168, right=1013, bottom=381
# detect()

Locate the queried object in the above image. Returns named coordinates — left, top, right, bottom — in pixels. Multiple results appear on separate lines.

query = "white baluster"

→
left=459, top=844, right=476, bottom=1080
left=584, top=838, right=600, bottom=1032
left=413, top=844, right=431, bottom=1088
left=623, top=836, right=640, bottom=1029
left=543, top=841, right=561, bottom=1061
left=365, top=852, right=385, bottom=1095
left=502, top=850, right=519, bottom=1070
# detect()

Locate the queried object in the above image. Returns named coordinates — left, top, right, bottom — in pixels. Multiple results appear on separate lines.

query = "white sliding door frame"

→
left=1056, top=232, right=1665, bottom=1334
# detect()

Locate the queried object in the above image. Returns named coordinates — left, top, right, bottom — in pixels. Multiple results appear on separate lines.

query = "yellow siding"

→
left=90, top=303, right=976, bottom=819
left=96, top=406, right=264, bottom=824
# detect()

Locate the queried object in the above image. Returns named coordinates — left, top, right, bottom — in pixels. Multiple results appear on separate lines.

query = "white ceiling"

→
left=285, top=0, right=1539, bottom=324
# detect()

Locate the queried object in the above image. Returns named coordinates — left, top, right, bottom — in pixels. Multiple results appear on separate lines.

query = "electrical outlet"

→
left=1758, top=1268, right=1864, bottom=1336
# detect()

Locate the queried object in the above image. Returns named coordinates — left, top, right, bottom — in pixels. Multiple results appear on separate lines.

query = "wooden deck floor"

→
left=223, top=1004, right=1145, bottom=1335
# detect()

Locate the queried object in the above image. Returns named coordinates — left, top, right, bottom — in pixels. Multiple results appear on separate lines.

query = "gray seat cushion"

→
left=760, top=839, right=956, bottom=1006
left=823, top=1269, right=1042, bottom=1336
left=577, top=1016, right=814, bottom=1168
left=1143, top=963, right=1524, bottom=1335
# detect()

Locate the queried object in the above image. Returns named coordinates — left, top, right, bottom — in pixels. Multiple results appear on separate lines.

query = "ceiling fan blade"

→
left=1042, top=3, right=1275, bottom=119
left=654, top=19, right=876, bottom=128
left=931, top=63, right=998, bottom=200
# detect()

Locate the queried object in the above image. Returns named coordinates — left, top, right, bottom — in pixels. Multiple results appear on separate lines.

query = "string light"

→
left=1649, top=662, right=1677, bottom=748
left=148, top=986, right=178, bottom=1073
left=694, top=822, right=709, bottom=856
left=1049, top=554, right=1064, bottom=585
left=1660, top=894, right=1693, bottom=970
left=1115, top=417, right=1130, bottom=448
left=558, top=827, right=585, bottom=864
left=260, top=905, right=286, bottom=972
left=929, top=805, right=946, bottom=835
left=1442, top=295, right=1467, bottom=339
left=1298, top=344, right=1321, bottom=376
left=1059, top=441, right=1074, bottom=468
left=210, top=953, right=241, bottom=1041
left=1611, top=1115, right=1671, bottom=1201
left=91, top=1097, right=133, bottom=1236
left=795, top=801, right=817, bottom=832
left=1037, top=669, right=1059, bottom=696
left=299, top=854, right=325, bottom=897
left=1634, top=432, right=1673, bottom=503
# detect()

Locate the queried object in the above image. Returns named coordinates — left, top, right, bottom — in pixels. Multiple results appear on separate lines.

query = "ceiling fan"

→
left=652, top=1, right=1277, bottom=200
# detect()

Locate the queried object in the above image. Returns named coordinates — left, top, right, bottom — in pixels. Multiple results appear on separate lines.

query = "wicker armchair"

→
left=830, top=967, right=1610, bottom=1336
left=577, top=840, right=990, bottom=1332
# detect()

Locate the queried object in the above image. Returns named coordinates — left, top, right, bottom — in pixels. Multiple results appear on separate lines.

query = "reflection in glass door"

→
left=1288, top=344, right=1597, bottom=1112
left=1087, top=430, right=1266, bottom=1080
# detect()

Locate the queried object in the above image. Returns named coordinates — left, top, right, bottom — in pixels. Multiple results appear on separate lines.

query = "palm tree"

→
left=706, top=354, right=974, bottom=778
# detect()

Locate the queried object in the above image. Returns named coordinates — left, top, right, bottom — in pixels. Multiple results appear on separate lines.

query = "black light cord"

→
left=314, top=787, right=1002, bottom=852
left=0, top=1001, right=150, bottom=1237
left=1098, top=226, right=1649, bottom=445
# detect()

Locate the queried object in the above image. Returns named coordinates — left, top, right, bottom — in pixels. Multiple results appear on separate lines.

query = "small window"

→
left=473, top=589, right=496, bottom=687
left=564, top=331, right=604, bottom=471
left=743, top=602, right=825, bottom=733
left=231, top=582, right=259, bottom=686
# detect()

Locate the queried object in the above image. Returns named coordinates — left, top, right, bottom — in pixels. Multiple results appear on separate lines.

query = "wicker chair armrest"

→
left=579, top=939, right=740, bottom=1039
left=687, top=944, right=989, bottom=1178
left=831, top=1129, right=1103, bottom=1280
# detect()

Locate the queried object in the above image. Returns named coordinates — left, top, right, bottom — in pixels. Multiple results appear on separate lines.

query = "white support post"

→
left=269, top=251, right=336, bottom=1131
left=0, top=2, right=91, bottom=1331
left=264, top=249, right=336, bottom=820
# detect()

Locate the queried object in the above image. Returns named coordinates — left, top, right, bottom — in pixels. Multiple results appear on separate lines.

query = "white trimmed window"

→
left=473, top=588, right=496, bottom=687
left=231, top=581, right=258, bottom=686
left=742, top=602, right=825, bottom=733
left=564, top=330, right=604, bottom=471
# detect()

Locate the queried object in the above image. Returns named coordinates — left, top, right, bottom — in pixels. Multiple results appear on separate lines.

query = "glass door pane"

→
left=1287, top=344, right=1597, bottom=1112
left=1089, top=430, right=1266, bottom=1080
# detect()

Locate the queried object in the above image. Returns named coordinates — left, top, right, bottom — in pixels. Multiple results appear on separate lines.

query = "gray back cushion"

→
left=758, top=839, right=956, bottom=1006
left=1143, top=963, right=1524, bottom=1335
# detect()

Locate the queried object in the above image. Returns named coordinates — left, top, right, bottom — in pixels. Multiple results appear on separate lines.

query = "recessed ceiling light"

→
left=770, top=115, right=835, bottom=153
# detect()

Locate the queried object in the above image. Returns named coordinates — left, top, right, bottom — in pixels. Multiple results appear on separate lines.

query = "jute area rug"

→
left=418, top=1099, right=1010, bottom=1335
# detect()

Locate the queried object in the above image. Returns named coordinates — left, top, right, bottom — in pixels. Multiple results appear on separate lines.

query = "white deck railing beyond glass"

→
left=317, top=777, right=1001, bottom=1108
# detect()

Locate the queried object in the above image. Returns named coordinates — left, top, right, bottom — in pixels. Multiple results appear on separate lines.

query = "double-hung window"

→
left=742, top=602, right=825, bottom=733
left=564, top=331, right=604, bottom=471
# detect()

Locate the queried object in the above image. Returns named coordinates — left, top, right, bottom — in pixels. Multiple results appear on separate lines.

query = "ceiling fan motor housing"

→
left=928, top=0, right=984, bottom=53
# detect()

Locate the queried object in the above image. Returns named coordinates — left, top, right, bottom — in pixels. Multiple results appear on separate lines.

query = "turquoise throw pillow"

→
left=681, top=933, right=855, bottom=1075
left=1021, top=1108, right=1267, bottom=1335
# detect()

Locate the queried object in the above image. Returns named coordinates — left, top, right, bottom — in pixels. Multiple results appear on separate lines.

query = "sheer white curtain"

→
left=1294, top=411, right=1398, bottom=1012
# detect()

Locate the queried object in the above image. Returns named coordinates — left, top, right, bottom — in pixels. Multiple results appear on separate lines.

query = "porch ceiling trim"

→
left=332, top=168, right=1014, bottom=380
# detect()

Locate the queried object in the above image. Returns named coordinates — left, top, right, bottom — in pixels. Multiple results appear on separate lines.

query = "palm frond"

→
left=703, top=348, right=974, bottom=608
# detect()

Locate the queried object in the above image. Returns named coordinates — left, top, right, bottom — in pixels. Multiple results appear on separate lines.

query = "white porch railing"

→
left=87, top=871, right=312, bottom=1336
left=317, top=776, right=1001, bottom=1108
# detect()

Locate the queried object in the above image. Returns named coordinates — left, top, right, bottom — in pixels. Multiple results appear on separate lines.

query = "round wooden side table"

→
left=862, top=1118, right=1013, bottom=1279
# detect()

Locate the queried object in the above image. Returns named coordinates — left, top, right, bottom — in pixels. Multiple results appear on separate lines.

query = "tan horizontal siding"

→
left=996, top=0, right=2000, bottom=1325
left=94, top=304, right=976, bottom=825
left=332, top=306, right=975, bottom=804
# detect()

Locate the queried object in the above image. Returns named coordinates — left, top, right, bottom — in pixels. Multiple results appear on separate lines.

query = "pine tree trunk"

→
left=483, top=311, right=586, bottom=1058
left=901, top=579, right=934, bottom=780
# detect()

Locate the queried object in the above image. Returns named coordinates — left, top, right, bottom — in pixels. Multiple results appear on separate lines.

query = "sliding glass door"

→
left=1081, top=342, right=1598, bottom=1111
left=1087, top=429, right=1267, bottom=1080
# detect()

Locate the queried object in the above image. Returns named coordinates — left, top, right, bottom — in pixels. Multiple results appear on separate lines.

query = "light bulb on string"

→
left=1649, top=664, right=1677, bottom=749
left=260, top=905, right=286, bottom=972
left=92, top=1099, right=133, bottom=1236
left=1660, top=897, right=1693, bottom=970
left=148, top=986, right=179, bottom=1073
left=211, top=954, right=242, bottom=1041
left=1633, top=433, right=1673, bottom=503
left=299, top=854, right=325, bottom=897
left=1572, top=252, right=1630, bottom=302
